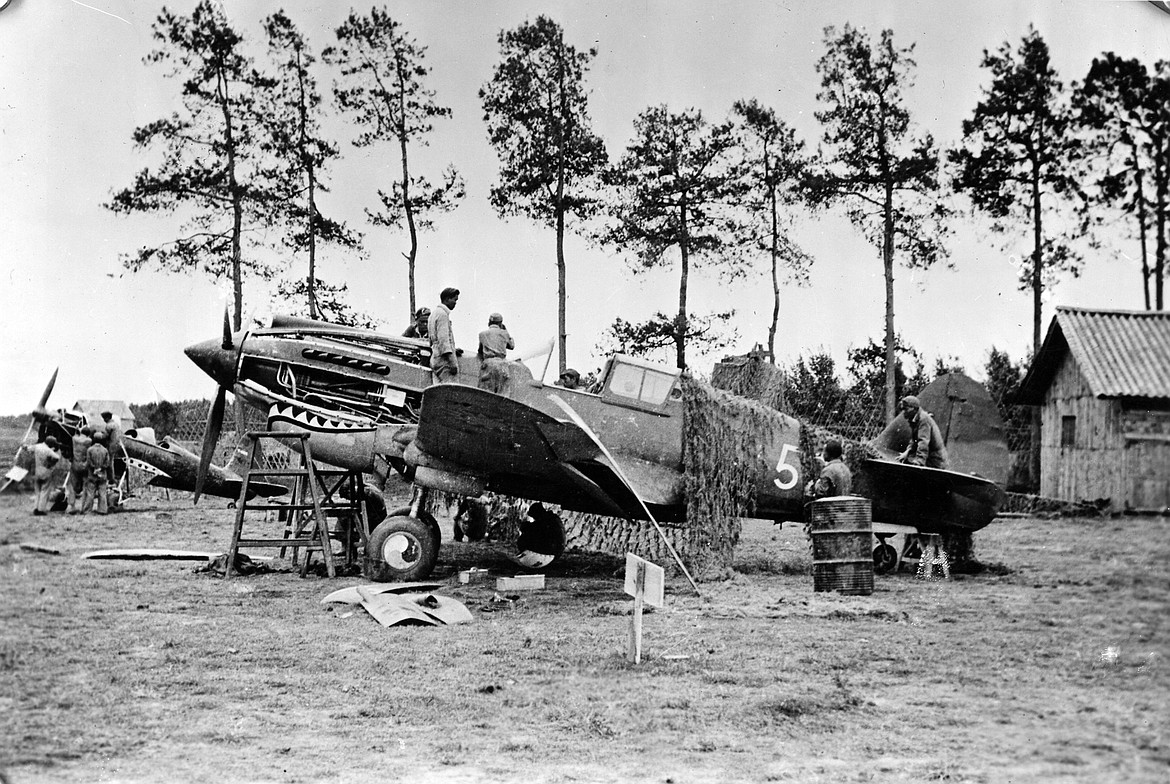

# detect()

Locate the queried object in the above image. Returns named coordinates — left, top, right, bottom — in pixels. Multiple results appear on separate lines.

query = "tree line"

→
left=107, top=3, right=1169, bottom=418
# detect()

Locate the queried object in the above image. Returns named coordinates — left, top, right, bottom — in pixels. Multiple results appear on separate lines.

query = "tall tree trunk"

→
left=882, top=181, right=896, bottom=422
left=556, top=205, right=567, bottom=375
left=1156, top=139, right=1168, bottom=310
left=768, top=172, right=780, bottom=365
left=1133, top=155, right=1152, bottom=311
left=295, top=45, right=319, bottom=321
left=218, top=69, right=244, bottom=333
left=677, top=199, right=689, bottom=370
left=1030, top=152, right=1044, bottom=492
left=307, top=165, right=319, bottom=320
left=395, top=63, right=418, bottom=318
left=216, top=61, right=247, bottom=434
left=402, top=131, right=418, bottom=318
left=555, top=40, right=568, bottom=375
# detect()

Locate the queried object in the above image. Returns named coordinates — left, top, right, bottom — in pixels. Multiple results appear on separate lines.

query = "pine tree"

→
left=480, top=16, right=607, bottom=374
left=106, top=0, right=279, bottom=330
left=324, top=8, right=464, bottom=317
left=599, top=106, right=742, bottom=369
left=809, top=24, right=951, bottom=420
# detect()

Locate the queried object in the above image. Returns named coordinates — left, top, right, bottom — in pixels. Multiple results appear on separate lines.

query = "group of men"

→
left=30, top=410, right=122, bottom=516
left=408, top=287, right=584, bottom=395
left=413, top=287, right=510, bottom=390
left=806, top=394, right=950, bottom=501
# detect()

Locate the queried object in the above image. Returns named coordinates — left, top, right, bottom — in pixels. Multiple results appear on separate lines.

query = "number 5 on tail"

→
left=773, top=444, right=800, bottom=490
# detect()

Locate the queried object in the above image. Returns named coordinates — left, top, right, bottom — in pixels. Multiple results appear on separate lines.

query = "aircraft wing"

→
left=857, top=458, right=1006, bottom=534
left=122, top=437, right=288, bottom=500
left=413, top=384, right=682, bottom=520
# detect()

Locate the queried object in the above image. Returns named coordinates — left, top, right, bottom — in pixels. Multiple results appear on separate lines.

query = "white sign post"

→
left=624, top=553, right=664, bottom=664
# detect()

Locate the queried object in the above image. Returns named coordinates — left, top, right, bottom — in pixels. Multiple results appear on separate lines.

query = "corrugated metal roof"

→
left=72, top=399, right=136, bottom=423
left=1017, top=307, right=1170, bottom=403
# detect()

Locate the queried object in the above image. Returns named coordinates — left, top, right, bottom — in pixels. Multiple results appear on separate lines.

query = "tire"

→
left=364, top=515, right=439, bottom=582
left=386, top=506, right=441, bottom=546
left=873, top=543, right=898, bottom=574
left=418, top=511, right=442, bottom=547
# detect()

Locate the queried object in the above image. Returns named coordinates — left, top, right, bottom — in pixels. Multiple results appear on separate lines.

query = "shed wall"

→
left=1040, top=353, right=1125, bottom=509
left=1123, top=408, right=1170, bottom=510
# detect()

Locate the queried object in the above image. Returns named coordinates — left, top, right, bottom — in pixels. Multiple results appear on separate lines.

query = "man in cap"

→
left=32, top=435, right=62, bottom=516
left=555, top=368, right=582, bottom=390
left=898, top=395, right=950, bottom=469
left=806, top=438, right=853, bottom=499
left=81, top=431, right=111, bottom=515
left=427, top=288, right=461, bottom=383
left=402, top=307, right=431, bottom=339
left=477, top=312, right=514, bottom=393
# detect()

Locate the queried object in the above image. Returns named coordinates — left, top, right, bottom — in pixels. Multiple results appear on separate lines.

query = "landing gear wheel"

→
left=512, top=505, right=567, bottom=571
left=418, top=511, right=441, bottom=548
left=365, top=515, right=439, bottom=582
left=873, top=543, right=898, bottom=574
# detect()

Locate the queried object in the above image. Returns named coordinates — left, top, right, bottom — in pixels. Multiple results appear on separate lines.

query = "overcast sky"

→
left=1, top=0, right=1167, bottom=416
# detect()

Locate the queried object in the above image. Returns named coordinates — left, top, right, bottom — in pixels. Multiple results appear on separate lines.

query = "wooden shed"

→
left=72, top=399, right=136, bottom=433
left=1017, top=307, right=1170, bottom=513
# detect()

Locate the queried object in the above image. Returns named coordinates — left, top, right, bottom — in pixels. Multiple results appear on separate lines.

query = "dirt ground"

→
left=1, top=490, right=1167, bottom=784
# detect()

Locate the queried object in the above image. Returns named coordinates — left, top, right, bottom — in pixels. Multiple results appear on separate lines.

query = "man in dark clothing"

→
left=898, top=395, right=950, bottom=469
left=402, top=307, right=431, bottom=339
left=807, top=439, right=853, bottom=499
left=81, top=432, right=110, bottom=515
left=555, top=368, right=581, bottom=389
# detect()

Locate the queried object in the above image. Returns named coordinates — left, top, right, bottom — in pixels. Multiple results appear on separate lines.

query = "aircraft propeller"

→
left=1, top=368, right=59, bottom=493
left=193, top=310, right=235, bottom=504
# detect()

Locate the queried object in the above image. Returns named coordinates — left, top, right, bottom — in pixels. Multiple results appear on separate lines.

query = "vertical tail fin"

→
left=225, top=434, right=261, bottom=477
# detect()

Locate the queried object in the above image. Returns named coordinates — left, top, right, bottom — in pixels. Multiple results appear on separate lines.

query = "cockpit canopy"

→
left=598, top=354, right=682, bottom=413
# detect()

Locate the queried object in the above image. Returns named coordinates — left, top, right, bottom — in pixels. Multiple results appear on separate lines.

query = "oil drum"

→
left=809, top=496, right=874, bottom=595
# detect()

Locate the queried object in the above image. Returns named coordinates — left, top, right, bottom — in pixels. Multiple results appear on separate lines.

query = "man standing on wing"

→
left=427, top=288, right=461, bottom=384
left=477, top=312, right=514, bottom=393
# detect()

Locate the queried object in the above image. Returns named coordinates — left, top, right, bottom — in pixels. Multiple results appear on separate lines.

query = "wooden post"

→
left=628, top=560, right=646, bottom=664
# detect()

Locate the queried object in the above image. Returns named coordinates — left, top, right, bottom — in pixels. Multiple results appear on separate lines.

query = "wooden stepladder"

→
left=225, top=431, right=368, bottom=579
left=281, top=463, right=370, bottom=574
left=915, top=533, right=950, bottom=581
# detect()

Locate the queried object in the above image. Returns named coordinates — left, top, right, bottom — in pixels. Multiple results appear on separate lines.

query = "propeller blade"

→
left=516, top=337, right=555, bottom=363
left=37, top=368, right=59, bottom=410
left=193, top=386, right=226, bottom=505
left=3, top=369, right=61, bottom=495
left=221, top=308, right=234, bottom=350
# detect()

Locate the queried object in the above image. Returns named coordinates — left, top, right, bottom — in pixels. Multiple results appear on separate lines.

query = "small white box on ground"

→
left=495, top=574, right=545, bottom=591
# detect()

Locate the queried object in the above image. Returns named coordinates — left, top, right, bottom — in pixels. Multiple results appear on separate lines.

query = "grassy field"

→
left=1, top=491, right=1167, bottom=783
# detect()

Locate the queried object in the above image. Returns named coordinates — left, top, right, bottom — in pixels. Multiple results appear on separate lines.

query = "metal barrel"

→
left=809, top=496, right=874, bottom=596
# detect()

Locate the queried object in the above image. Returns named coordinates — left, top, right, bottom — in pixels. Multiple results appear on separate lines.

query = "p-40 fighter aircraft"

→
left=184, top=315, right=1006, bottom=582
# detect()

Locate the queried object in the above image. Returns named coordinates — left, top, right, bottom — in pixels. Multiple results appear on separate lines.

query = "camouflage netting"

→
left=551, top=375, right=792, bottom=580
left=677, top=374, right=787, bottom=580
left=708, top=353, right=786, bottom=412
